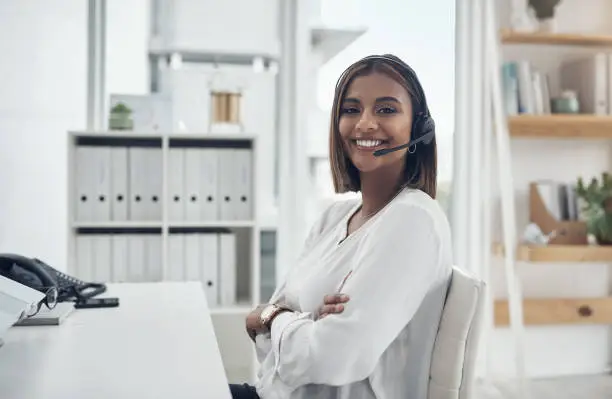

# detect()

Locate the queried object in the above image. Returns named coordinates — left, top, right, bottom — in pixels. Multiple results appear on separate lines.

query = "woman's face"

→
left=338, top=71, right=413, bottom=174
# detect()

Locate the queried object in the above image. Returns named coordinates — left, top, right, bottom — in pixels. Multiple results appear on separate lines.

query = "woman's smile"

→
left=351, top=138, right=389, bottom=152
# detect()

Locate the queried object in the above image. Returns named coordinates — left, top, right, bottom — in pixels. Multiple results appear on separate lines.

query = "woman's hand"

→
left=245, top=305, right=267, bottom=341
left=317, top=294, right=350, bottom=319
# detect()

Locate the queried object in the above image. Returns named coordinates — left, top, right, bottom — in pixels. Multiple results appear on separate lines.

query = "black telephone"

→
left=0, top=253, right=106, bottom=302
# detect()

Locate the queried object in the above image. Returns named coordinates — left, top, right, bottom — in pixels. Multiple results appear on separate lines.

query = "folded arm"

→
left=269, top=204, right=444, bottom=388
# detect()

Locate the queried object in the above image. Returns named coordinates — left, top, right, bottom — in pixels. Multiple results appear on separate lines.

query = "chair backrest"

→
left=428, top=265, right=486, bottom=399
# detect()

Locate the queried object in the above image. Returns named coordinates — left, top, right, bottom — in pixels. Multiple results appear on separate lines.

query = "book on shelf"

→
left=501, top=60, right=551, bottom=115
left=501, top=53, right=612, bottom=117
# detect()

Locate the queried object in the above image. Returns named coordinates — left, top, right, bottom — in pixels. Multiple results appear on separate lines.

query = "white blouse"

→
left=253, top=188, right=453, bottom=399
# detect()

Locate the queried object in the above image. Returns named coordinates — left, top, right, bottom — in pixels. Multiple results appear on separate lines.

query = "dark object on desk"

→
left=0, top=253, right=107, bottom=302
left=75, top=297, right=119, bottom=309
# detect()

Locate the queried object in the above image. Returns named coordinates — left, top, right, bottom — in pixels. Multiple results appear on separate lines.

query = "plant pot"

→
left=109, top=113, right=134, bottom=130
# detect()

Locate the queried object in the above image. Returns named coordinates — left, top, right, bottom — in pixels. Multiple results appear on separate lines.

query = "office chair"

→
left=428, top=266, right=486, bottom=399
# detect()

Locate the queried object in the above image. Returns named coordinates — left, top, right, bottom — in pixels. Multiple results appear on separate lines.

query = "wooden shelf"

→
left=508, top=115, right=612, bottom=139
left=501, top=29, right=612, bottom=47
left=493, top=243, right=612, bottom=262
left=494, top=297, right=612, bottom=326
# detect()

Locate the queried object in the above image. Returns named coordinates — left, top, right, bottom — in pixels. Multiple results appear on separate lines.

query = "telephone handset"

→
left=0, top=253, right=106, bottom=302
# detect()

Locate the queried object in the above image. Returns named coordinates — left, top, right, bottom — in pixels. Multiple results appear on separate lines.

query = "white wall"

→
left=0, top=0, right=151, bottom=271
left=0, top=1, right=87, bottom=269
left=106, top=0, right=151, bottom=99
left=488, top=0, right=612, bottom=378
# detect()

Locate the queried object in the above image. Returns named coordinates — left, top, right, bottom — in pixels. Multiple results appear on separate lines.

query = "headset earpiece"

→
left=412, top=113, right=435, bottom=145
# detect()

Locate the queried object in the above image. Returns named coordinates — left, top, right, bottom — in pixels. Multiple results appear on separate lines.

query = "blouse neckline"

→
left=338, top=188, right=408, bottom=247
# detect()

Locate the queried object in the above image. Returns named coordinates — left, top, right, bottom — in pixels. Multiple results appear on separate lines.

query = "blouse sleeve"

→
left=269, top=203, right=446, bottom=388
left=254, top=201, right=342, bottom=362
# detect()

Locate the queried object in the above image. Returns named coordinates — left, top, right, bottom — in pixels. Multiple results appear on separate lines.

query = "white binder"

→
left=184, top=148, right=203, bottom=220
left=184, top=233, right=201, bottom=282
left=75, top=147, right=95, bottom=222
left=128, top=148, right=148, bottom=221
left=146, top=234, right=163, bottom=281
left=217, top=149, right=234, bottom=220
left=111, top=234, right=128, bottom=283
left=232, top=149, right=253, bottom=221
left=200, top=233, right=219, bottom=307
left=145, top=148, right=163, bottom=221
left=75, top=235, right=94, bottom=281
left=91, top=147, right=112, bottom=222
left=200, top=149, right=219, bottom=220
left=218, top=231, right=236, bottom=306
left=167, top=148, right=185, bottom=222
left=167, top=233, right=185, bottom=281
left=91, top=235, right=112, bottom=282
left=127, top=235, right=146, bottom=282
left=110, top=147, right=129, bottom=221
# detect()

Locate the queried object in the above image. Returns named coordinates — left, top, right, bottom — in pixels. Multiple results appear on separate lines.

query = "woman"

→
left=231, top=54, right=453, bottom=399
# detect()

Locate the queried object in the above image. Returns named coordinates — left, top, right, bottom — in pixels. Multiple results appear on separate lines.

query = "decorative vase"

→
left=551, top=91, right=580, bottom=114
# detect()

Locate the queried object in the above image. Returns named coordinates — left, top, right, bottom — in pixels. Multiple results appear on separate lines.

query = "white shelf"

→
left=148, top=41, right=280, bottom=65
left=71, top=221, right=256, bottom=229
left=72, top=221, right=163, bottom=229
left=69, top=130, right=257, bottom=141
left=310, top=23, right=367, bottom=63
left=169, top=221, right=256, bottom=229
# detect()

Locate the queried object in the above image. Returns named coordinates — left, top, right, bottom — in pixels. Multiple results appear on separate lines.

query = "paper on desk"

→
left=0, top=275, right=45, bottom=339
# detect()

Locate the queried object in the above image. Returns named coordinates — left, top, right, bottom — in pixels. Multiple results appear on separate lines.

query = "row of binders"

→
left=74, top=145, right=253, bottom=222
left=74, top=232, right=240, bottom=308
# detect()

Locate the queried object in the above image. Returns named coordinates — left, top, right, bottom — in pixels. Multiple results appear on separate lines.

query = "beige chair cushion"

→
left=428, top=266, right=486, bottom=399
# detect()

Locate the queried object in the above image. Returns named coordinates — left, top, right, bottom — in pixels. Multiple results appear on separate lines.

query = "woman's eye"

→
left=377, top=107, right=397, bottom=114
left=340, top=107, right=359, bottom=114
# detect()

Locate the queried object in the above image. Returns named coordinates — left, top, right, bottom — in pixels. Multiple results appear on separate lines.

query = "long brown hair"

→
left=329, top=54, right=437, bottom=199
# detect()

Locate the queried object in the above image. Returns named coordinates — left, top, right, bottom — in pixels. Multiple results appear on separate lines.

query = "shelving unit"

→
left=494, top=243, right=612, bottom=262
left=501, top=29, right=612, bottom=47
left=495, top=27, right=612, bottom=334
left=509, top=115, right=612, bottom=138
left=494, top=297, right=612, bottom=326
left=66, top=130, right=260, bottom=382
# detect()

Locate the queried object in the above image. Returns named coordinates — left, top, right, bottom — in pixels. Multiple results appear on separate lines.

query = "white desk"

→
left=0, top=282, right=232, bottom=399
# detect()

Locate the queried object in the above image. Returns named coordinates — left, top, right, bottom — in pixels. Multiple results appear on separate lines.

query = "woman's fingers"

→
left=318, top=303, right=345, bottom=318
left=318, top=294, right=350, bottom=319
left=323, top=294, right=350, bottom=305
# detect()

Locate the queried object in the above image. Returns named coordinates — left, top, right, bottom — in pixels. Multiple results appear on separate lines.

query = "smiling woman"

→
left=330, top=54, right=437, bottom=200
left=233, top=54, right=453, bottom=399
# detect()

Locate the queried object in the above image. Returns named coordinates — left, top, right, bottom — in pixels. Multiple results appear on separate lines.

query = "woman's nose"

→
left=355, top=113, right=378, bottom=132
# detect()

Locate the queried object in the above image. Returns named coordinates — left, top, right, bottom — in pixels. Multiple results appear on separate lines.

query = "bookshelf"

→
left=509, top=115, right=612, bottom=138
left=494, top=297, right=612, bottom=326
left=66, top=130, right=260, bottom=382
left=496, top=25, right=612, bottom=333
left=501, top=29, right=612, bottom=47
left=494, top=243, right=612, bottom=262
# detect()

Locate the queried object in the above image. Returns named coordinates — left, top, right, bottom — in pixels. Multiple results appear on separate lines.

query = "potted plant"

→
left=575, top=172, right=612, bottom=245
left=108, top=102, right=133, bottom=130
